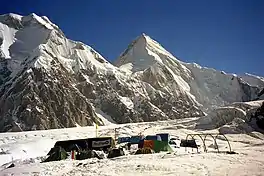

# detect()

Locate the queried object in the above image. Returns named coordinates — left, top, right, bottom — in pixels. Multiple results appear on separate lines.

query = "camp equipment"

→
left=43, top=146, right=68, bottom=162
left=135, top=147, right=154, bottom=154
left=140, top=139, right=173, bottom=153
left=117, top=137, right=131, bottom=144
left=130, top=135, right=144, bottom=144
left=76, top=150, right=103, bottom=160
left=54, top=137, right=115, bottom=152
left=107, top=148, right=125, bottom=158
left=184, top=133, right=233, bottom=153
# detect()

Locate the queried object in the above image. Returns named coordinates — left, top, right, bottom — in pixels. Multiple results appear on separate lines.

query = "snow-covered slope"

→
left=0, top=119, right=264, bottom=175
left=115, top=34, right=264, bottom=112
left=184, top=64, right=262, bottom=110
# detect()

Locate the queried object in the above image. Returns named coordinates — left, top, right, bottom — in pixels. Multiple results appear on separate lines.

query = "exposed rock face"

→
left=0, top=66, right=99, bottom=132
left=0, top=13, right=263, bottom=132
left=258, top=88, right=264, bottom=98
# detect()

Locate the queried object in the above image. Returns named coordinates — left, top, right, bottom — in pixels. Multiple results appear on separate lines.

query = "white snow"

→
left=119, top=96, right=134, bottom=109
left=95, top=108, right=116, bottom=125
left=82, top=74, right=93, bottom=85
left=0, top=118, right=264, bottom=175
left=7, top=13, right=23, bottom=21
left=119, top=63, right=133, bottom=75
left=241, top=73, right=264, bottom=87
left=184, top=62, right=255, bottom=111
left=35, top=106, right=43, bottom=113
left=0, top=23, right=17, bottom=58
left=22, top=13, right=54, bottom=30
left=75, top=123, right=81, bottom=127
left=116, top=34, right=181, bottom=73
left=0, top=13, right=119, bottom=80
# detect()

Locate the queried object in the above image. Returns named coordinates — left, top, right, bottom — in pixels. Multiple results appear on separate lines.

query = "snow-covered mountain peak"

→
left=0, top=13, right=55, bottom=66
left=0, top=13, right=23, bottom=22
left=0, top=13, right=23, bottom=30
left=244, top=73, right=264, bottom=81
left=116, top=33, right=182, bottom=74
left=0, top=13, right=61, bottom=32
left=0, top=13, right=114, bottom=75
left=21, top=13, right=58, bottom=30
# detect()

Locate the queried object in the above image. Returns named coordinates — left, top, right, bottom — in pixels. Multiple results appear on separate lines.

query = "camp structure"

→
left=43, top=146, right=68, bottom=162
left=54, top=136, right=115, bottom=152
left=88, top=137, right=115, bottom=151
left=130, top=135, right=145, bottom=144
left=117, top=136, right=131, bottom=144
left=76, top=150, right=105, bottom=160
left=142, top=140, right=173, bottom=152
left=107, top=148, right=125, bottom=158
left=117, top=135, right=145, bottom=144
left=180, top=139, right=199, bottom=151
left=138, top=133, right=173, bottom=153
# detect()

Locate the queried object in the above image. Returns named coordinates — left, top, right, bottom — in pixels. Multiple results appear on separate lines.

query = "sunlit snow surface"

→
left=0, top=117, right=264, bottom=176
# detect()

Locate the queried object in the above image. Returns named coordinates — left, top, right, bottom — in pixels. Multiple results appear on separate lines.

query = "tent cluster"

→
left=43, top=131, right=230, bottom=163
left=43, top=133, right=183, bottom=163
left=118, top=133, right=178, bottom=153
left=43, top=136, right=118, bottom=162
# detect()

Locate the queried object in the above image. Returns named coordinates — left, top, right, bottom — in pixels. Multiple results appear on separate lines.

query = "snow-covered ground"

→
left=0, top=117, right=264, bottom=176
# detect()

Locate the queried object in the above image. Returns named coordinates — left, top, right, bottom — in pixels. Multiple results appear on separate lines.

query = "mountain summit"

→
left=116, top=33, right=183, bottom=72
left=0, top=13, right=263, bottom=132
left=115, top=34, right=264, bottom=111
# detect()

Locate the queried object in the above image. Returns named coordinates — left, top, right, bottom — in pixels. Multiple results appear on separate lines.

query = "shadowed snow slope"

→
left=0, top=13, right=264, bottom=132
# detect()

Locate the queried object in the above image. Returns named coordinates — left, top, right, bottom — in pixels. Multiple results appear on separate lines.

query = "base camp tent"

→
left=54, top=137, right=115, bottom=152
left=43, top=146, right=68, bottom=162
left=142, top=140, right=173, bottom=152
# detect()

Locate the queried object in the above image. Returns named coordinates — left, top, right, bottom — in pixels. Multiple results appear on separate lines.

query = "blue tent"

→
left=130, top=136, right=144, bottom=144
left=117, top=137, right=131, bottom=144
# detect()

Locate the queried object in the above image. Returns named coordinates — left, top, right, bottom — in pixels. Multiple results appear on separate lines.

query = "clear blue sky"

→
left=1, top=0, right=263, bottom=76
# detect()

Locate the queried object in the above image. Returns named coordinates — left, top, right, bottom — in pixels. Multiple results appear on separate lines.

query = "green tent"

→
left=43, top=146, right=68, bottom=162
left=153, top=140, right=173, bottom=152
left=143, top=140, right=173, bottom=153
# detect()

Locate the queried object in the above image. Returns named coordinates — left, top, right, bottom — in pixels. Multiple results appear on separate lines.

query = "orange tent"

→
left=143, top=140, right=154, bottom=150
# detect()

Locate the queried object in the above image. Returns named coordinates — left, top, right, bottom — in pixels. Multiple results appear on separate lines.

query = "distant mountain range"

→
left=0, top=13, right=263, bottom=132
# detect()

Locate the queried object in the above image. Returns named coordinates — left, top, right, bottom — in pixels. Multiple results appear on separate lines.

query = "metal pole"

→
left=96, top=123, right=98, bottom=137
